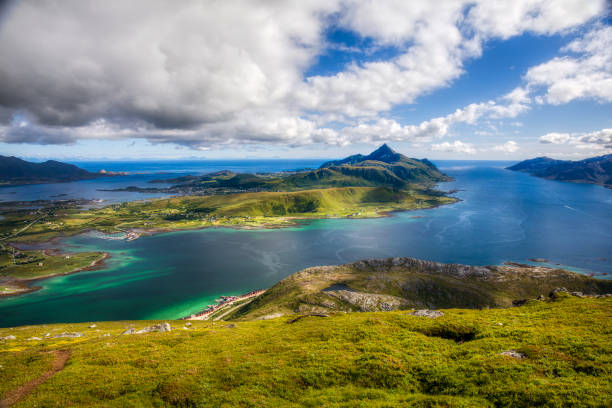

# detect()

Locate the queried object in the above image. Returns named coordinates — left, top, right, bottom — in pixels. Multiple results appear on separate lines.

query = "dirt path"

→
left=0, top=350, right=71, bottom=407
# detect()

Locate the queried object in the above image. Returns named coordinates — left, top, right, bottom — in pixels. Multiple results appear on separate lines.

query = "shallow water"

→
left=1, top=161, right=611, bottom=327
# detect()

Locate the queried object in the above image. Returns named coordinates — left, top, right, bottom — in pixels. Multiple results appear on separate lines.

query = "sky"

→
left=0, top=0, right=610, bottom=161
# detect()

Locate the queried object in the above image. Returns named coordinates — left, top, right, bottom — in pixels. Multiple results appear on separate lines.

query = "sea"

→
left=1, top=159, right=611, bottom=327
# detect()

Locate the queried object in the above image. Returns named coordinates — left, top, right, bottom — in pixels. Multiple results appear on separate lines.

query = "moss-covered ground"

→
left=0, top=296, right=610, bottom=407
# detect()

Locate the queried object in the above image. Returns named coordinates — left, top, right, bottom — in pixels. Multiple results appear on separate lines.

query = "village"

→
left=184, top=289, right=266, bottom=321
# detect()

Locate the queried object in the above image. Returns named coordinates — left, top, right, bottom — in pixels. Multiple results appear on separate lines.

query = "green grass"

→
left=6, top=187, right=457, bottom=244
left=227, top=258, right=612, bottom=321
left=0, top=297, right=610, bottom=407
left=0, top=250, right=105, bottom=281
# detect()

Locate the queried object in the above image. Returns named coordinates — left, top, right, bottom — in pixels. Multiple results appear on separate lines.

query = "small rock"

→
left=122, top=328, right=136, bottom=335
left=53, top=332, right=83, bottom=338
left=497, top=322, right=503, bottom=326
left=410, top=309, right=444, bottom=318
left=549, top=287, right=569, bottom=298
left=185, top=322, right=192, bottom=327
left=226, top=324, right=236, bottom=328
left=103, top=333, right=110, bottom=337
left=27, top=337, right=42, bottom=341
left=570, top=291, right=584, bottom=298
left=512, top=299, right=528, bottom=307
left=89, top=324, right=97, bottom=328
left=256, top=313, right=284, bottom=320
left=537, top=294, right=546, bottom=301
left=500, top=350, right=526, bottom=359
left=133, top=322, right=172, bottom=334
left=1, top=335, right=16, bottom=340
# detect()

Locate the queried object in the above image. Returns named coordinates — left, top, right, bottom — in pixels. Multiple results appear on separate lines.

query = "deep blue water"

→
left=0, top=160, right=611, bottom=327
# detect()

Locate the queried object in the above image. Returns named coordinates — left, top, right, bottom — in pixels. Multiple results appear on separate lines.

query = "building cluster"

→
left=184, top=289, right=265, bottom=320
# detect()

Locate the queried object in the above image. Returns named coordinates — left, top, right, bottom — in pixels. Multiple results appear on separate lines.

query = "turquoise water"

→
left=1, top=161, right=611, bottom=327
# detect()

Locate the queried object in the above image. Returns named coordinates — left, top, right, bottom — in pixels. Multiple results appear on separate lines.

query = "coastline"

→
left=0, top=251, right=110, bottom=298
left=0, top=189, right=460, bottom=299
left=184, top=289, right=267, bottom=321
left=114, top=195, right=461, bottom=241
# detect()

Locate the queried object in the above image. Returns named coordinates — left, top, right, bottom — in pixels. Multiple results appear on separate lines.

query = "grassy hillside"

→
left=228, top=258, right=612, bottom=321
left=0, top=296, right=610, bottom=407
left=149, top=144, right=452, bottom=194
left=5, top=187, right=456, bottom=245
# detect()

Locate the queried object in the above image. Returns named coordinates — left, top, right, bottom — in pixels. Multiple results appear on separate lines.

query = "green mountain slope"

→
left=150, top=144, right=451, bottom=193
left=0, top=296, right=610, bottom=407
left=229, top=257, right=612, bottom=321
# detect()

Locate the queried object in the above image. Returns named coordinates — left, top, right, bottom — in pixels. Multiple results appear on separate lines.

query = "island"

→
left=507, top=154, right=612, bottom=188
left=0, top=145, right=458, bottom=296
left=1, top=256, right=610, bottom=407
left=0, top=155, right=125, bottom=186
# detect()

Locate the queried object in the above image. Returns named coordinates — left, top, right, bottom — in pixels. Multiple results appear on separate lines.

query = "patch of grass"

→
left=0, top=249, right=105, bottom=280
left=228, top=259, right=612, bottom=321
left=0, top=297, right=610, bottom=407
left=5, top=187, right=456, bottom=245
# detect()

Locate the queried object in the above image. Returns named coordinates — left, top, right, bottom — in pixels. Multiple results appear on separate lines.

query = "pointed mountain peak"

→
left=365, top=144, right=401, bottom=163
left=370, top=144, right=395, bottom=156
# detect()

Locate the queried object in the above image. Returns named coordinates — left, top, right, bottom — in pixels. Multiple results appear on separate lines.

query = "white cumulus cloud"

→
left=525, top=25, right=612, bottom=104
left=431, top=140, right=477, bottom=154
left=0, top=0, right=607, bottom=149
left=492, top=140, right=519, bottom=153
left=539, top=128, right=612, bottom=150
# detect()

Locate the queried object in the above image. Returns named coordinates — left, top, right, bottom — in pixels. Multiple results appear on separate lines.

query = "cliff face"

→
left=229, top=257, right=612, bottom=320
left=507, top=154, right=612, bottom=188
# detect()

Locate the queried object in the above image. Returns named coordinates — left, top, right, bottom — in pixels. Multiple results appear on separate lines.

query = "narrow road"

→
left=1, top=214, right=46, bottom=241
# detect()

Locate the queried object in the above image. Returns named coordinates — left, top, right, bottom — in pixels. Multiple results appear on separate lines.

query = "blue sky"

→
left=0, top=1, right=610, bottom=160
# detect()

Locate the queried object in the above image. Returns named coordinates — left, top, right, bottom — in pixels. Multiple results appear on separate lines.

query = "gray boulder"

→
left=411, top=309, right=444, bottom=318
left=0, top=335, right=16, bottom=340
left=500, top=350, right=526, bottom=359
left=53, top=332, right=83, bottom=338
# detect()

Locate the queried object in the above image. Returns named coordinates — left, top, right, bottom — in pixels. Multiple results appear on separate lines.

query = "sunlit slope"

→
left=9, top=187, right=456, bottom=243
left=0, top=297, right=610, bottom=407
left=228, top=258, right=612, bottom=321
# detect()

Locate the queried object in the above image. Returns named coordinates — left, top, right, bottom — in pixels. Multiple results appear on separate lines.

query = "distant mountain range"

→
left=507, top=154, right=612, bottom=188
left=0, top=156, right=120, bottom=185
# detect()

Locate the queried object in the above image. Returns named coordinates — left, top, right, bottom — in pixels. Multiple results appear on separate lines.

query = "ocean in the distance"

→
left=1, top=160, right=611, bottom=327
left=0, top=159, right=325, bottom=204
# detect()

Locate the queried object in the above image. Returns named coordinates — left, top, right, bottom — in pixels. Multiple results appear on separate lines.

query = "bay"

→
left=1, top=160, right=611, bottom=327
left=0, top=159, right=324, bottom=204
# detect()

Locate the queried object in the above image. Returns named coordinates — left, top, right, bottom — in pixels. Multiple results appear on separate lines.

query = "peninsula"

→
left=0, top=155, right=126, bottom=186
left=0, top=145, right=457, bottom=296
left=507, top=154, right=612, bottom=188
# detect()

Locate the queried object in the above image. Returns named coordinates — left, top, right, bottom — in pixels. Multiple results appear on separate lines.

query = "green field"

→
left=0, top=296, right=610, bottom=407
left=0, top=246, right=106, bottom=296
left=3, top=187, right=456, bottom=245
